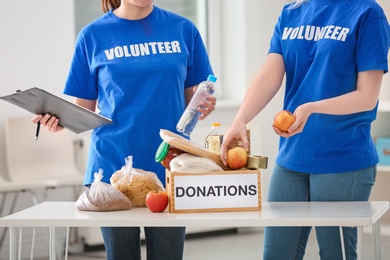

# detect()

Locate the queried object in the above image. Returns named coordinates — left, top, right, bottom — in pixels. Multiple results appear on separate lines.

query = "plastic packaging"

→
left=75, top=169, right=133, bottom=211
left=205, top=122, right=223, bottom=155
left=110, top=156, right=165, bottom=207
left=176, top=74, right=217, bottom=136
left=169, top=153, right=223, bottom=173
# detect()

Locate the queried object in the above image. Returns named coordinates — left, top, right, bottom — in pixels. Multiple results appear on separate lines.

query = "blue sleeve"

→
left=356, top=10, right=389, bottom=73
left=63, top=33, right=98, bottom=100
left=268, top=14, right=283, bottom=56
left=184, top=28, right=213, bottom=88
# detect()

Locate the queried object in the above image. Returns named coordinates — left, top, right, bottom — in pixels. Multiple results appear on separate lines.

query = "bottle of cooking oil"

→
left=205, top=122, right=223, bottom=155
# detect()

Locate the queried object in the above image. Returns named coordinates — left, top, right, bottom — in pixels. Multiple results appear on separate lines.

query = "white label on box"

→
left=173, top=173, right=259, bottom=210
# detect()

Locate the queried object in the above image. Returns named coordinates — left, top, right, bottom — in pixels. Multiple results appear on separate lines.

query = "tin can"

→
left=246, top=155, right=268, bottom=169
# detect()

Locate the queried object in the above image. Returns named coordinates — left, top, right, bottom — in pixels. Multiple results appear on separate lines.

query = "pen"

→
left=35, top=122, right=40, bottom=141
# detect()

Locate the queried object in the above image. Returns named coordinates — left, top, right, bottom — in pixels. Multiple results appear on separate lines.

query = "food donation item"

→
left=246, top=155, right=268, bottom=169
left=145, top=190, right=169, bottom=213
left=155, top=141, right=184, bottom=170
left=205, top=122, right=223, bottom=155
left=274, top=110, right=296, bottom=132
left=111, top=156, right=165, bottom=207
left=76, top=169, right=133, bottom=211
left=169, top=153, right=223, bottom=173
left=227, top=147, right=248, bottom=170
left=159, top=129, right=228, bottom=170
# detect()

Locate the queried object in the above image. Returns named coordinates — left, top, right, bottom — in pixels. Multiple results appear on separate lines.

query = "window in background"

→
left=74, top=0, right=102, bottom=34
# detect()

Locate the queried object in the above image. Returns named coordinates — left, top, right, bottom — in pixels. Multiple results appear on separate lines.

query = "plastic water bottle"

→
left=176, top=74, right=217, bottom=136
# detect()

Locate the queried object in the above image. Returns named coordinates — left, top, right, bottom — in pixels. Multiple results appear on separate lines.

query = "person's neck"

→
left=113, top=4, right=153, bottom=20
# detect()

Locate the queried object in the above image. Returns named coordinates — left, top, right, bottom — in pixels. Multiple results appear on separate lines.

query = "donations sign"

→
left=166, top=170, right=261, bottom=213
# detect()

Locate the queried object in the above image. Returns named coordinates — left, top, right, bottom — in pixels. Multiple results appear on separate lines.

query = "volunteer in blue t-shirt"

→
left=221, top=0, right=389, bottom=259
left=32, top=1, right=216, bottom=260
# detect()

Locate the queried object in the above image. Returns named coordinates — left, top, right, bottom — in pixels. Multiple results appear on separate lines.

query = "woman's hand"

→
left=31, top=113, right=64, bottom=133
left=185, top=85, right=217, bottom=120
left=272, top=103, right=313, bottom=137
left=30, top=97, right=97, bottom=133
left=198, top=95, right=216, bottom=120
left=220, top=122, right=249, bottom=166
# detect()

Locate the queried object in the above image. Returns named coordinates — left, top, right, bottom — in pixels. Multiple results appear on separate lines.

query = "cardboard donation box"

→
left=166, top=169, right=261, bottom=213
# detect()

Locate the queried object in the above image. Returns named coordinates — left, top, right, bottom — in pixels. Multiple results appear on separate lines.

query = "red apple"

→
left=145, top=191, right=169, bottom=213
left=274, top=110, right=296, bottom=132
left=227, top=147, right=248, bottom=170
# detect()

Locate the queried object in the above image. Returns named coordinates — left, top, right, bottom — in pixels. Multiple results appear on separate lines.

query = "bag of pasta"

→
left=76, top=169, right=133, bottom=211
left=110, top=156, right=165, bottom=207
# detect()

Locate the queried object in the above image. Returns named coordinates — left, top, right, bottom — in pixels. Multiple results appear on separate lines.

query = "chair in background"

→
left=3, top=116, right=86, bottom=259
left=4, top=116, right=85, bottom=195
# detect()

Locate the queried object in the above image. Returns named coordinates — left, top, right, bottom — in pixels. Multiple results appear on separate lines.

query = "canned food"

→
left=246, top=155, right=268, bottom=169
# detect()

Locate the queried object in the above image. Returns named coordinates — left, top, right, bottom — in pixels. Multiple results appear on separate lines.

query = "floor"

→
left=59, top=227, right=389, bottom=260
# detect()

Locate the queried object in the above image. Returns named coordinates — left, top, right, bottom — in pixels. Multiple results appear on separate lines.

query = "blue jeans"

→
left=101, top=226, right=186, bottom=260
left=263, top=164, right=376, bottom=260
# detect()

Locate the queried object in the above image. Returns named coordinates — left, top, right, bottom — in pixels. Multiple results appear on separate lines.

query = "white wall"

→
left=0, top=1, right=75, bottom=179
left=0, top=1, right=76, bottom=258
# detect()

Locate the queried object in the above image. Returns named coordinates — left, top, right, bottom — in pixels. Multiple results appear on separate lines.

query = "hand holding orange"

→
left=274, top=110, right=296, bottom=132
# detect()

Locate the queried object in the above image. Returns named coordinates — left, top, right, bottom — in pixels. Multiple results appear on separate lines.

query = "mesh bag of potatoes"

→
left=110, top=156, right=165, bottom=207
left=76, top=169, right=133, bottom=211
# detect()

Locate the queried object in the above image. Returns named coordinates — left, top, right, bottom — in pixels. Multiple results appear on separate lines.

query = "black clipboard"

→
left=0, top=87, right=113, bottom=134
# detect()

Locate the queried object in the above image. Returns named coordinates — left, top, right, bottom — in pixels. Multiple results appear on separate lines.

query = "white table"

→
left=0, top=201, right=388, bottom=260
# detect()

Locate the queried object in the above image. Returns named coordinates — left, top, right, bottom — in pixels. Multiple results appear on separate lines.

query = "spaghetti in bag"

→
left=76, top=169, right=133, bottom=211
left=110, top=156, right=165, bottom=207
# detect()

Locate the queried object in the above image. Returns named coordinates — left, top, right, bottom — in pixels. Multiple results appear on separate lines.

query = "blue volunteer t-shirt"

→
left=64, top=6, right=213, bottom=185
left=269, top=0, right=389, bottom=173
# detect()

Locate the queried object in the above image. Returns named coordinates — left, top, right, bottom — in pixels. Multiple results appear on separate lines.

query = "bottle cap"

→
left=207, top=74, right=217, bottom=83
left=155, top=141, right=170, bottom=163
left=211, top=122, right=221, bottom=127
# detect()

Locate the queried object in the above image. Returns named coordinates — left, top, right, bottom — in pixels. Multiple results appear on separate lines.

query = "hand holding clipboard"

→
left=0, top=88, right=113, bottom=135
